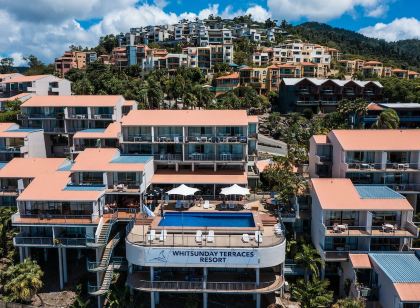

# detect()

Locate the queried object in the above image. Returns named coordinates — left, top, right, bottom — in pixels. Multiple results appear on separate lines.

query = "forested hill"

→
left=293, top=22, right=420, bottom=70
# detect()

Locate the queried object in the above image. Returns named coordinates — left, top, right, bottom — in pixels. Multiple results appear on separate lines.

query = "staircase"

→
left=87, top=233, right=121, bottom=272
left=86, top=214, right=117, bottom=248
left=88, top=264, right=115, bottom=296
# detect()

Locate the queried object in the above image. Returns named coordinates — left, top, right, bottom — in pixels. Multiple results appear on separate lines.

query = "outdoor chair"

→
left=195, top=230, right=203, bottom=243
left=207, top=230, right=214, bottom=243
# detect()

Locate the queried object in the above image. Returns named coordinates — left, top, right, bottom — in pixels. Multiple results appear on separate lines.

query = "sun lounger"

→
left=195, top=230, right=203, bottom=243
left=207, top=230, right=214, bottom=243
left=228, top=203, right=236, bottom=210
left=221, top=203, right=227, bottom=210
left=159, top=230, right=167, bottom=241
left=147, top=230, right=156, bottom=242
left=204, top=200, right=210, bottom=209
left=255, top=231, right=263, bottom=243
left=175, top=200, right=182, bottom=209
left=242, top=233, right=250, bottom=243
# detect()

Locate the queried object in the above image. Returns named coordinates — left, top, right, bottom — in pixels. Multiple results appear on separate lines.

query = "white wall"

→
left=26, top=130, right=47, bottom=158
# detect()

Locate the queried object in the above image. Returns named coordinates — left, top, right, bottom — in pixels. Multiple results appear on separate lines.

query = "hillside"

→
left=293, top=22, right=420, bottom=70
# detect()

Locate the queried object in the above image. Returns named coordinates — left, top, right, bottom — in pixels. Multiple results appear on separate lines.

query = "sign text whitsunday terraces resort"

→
left=145, top=248, right=259, bottom=266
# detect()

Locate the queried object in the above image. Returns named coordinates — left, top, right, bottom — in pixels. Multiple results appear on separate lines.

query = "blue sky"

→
left=0, top=0, right=419, bottom=65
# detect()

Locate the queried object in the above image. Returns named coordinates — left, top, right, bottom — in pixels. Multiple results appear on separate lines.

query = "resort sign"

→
left=144, top=247, right=259, bottom=267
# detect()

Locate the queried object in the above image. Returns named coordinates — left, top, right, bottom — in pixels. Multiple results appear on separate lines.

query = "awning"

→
left=220, top=184, right=250, bottom=196
left=167, top=184, right=199, bottom=196
left=349, top=254, right=372, bottom=269
left=152, top=171, right=248, bottom=185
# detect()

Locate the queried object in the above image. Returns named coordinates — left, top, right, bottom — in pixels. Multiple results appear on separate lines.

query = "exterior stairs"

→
left=87, top=233, right=121, bottom=272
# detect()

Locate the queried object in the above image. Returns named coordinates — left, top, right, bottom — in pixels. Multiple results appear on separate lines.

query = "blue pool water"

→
left=159, top=212, right=255, bottom=228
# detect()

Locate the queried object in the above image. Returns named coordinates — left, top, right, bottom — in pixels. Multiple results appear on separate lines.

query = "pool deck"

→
left=127, top=200, right=283, bottom=248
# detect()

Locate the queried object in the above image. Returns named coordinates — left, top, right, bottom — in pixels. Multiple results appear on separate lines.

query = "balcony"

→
left=12, top=213, right=99, bottom=225
left=323, top=222, right=418, bottom=238
left=185, top=153, right=215, bottom=161
left=68, top=114, right=88, bottom=120
left=296, top=100, right=319, bottom=106
left=154, top=135, right=184, bottom=143
left=345, top=162, right=419, bottom=172
left=153, top=153, right=182, bottom=161
left=216, top=153, right=245, bottom=161
left=126, top=134, right=153, bottom=142
left=25, top=113, right=62, bottom=119
left=14, top=233, right=87, bottom=248
left=91, top=114, right=114, bottom=120
left=127, top=272, right=284, bottom=294
left=0, top=145, right=25, bottom=153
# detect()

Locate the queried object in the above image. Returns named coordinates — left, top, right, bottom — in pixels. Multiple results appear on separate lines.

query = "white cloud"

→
left=359, top=17, right=420, bottom=41
left=219, top=5, right=271, bottom=22
left=366, top=4, right=388, bottom=17
left=267, top=0, right=388, bottom=21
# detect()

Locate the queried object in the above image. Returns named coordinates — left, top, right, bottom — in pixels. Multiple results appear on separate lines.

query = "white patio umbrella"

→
left=220, top=184, right=250, bottom=196
left=167, top=184, right=200, bottom=196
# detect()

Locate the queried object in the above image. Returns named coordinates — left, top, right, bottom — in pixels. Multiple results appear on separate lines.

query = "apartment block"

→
left=309, top=129, right=420, bottom=211
left=363, top=102, right=420, bottom=128
left=311, top=178, right=417, bottom=267
left=19, top=95, right=127, bottom=156
left=119, top=110, right=258, bottom=193
left=1, top=74, right=71, bottom=97
left=0, top=73, right=23, bottom=95
left=277, top=78, right=383, bottom=113
left=343, top=252, right=420, bottom=306
left=0, top=123, right=46, bottom=162
left=55, top=51, right=97, bottom=77
left=212, top=72, right=240, bottom=95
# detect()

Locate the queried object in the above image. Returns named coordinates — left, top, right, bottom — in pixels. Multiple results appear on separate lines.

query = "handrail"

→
left=126, top=231, right=285, bottom=248
left=12, top=213, right=95, bottom=224
left=129, top=278, right=278, bottom=291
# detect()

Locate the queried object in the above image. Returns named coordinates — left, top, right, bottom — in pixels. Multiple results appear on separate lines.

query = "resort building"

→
left=309, top=129, right=420, bottom=211
left=0, top=73, right=24, bottom=95
left=310, top=178, right=418, bottom=273
left=343, top=252, right=420, bottom=306
left=363, top=103, right=420, bottom=128
left=0, top=123, right=46, bottom=162
left=277, top=78, right=383, bottom=113
left=71, top=122, right=121, bottom=157
left=119, top=110, right=258, bottom=193
left=212, top=72, right=240, bottom=95
left=0, top=74, right=71, bottom=97
left=19, top=95, right=132, bottom=156
left=126, top=206, right=286, bottom=308
left=54, top=51, right=98, bottom=77
left=11, top=148, right=154, bottom=292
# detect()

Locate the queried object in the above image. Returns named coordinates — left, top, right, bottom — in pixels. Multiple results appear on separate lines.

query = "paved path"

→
left=258, top=134, right=287, bottom=149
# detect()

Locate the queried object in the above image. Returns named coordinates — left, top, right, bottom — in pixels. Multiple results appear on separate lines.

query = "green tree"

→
left=72, top=77, right=95, bottom=95
left=332, top=298, right=365, bottom=308
left=147, top=78, right=164, bottom=109
left=372, top=108, right=400, bottom=129
left=0, top=57, right=15, bottom=73
left=0, top=259, right=43, bottom=303
left=291, top=278, right=333, bottom=308
left=261, top=156, right=307, bottom=204
left=336, top=98, right=368, bottom=128
left=294, top=243, right=324, bottom=282
left=23, top=55, right=54, bottom=75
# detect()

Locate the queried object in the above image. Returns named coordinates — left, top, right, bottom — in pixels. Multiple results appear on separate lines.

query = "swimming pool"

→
left=158, top=212, right=255, bottom=228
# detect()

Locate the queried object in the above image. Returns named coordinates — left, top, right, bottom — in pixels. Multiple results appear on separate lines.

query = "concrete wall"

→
left=26, top=130, right=47, bottom=158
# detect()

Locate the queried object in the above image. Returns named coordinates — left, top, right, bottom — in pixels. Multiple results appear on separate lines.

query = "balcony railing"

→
left=12, top=213, right=96, bottom=225
left=185, top=153, right=215, bottom=161
left=153, top=154, right=182, bottom=161
left=14, top=235, right=87, bottom=247
left=126, top=134, right=153, bottom=142
left=296, top=100, right=319, bottom=106
left=127, top=231, right=284, bottom=248
left=68, top=114, right=88, bottom=119
left=128, top=278, right=279, bottom=293
left=0, top=146, right=22, bottom=153
left=25, top=113, right=62, bottom=119
left=346, top=162, right=419, bottom=171
left=217, top=154, right=244, bottom=161
left=92, top=114, right=113, bottom=120
left=154, top=135, right=184, bottom=143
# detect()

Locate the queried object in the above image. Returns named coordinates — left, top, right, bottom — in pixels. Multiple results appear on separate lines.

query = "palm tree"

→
left=183, top=92, right=198, bottom=109
left=332, top=298, right=365, bottom=308
left=294, top=243, right=324, bottom=282
left=336, top=98, right=368, bottom=128
left=0, top=258, right=44, bottom=303
left=292, top=278, right=333, bottom=308
left=372, top=108, right=400, bottom=129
